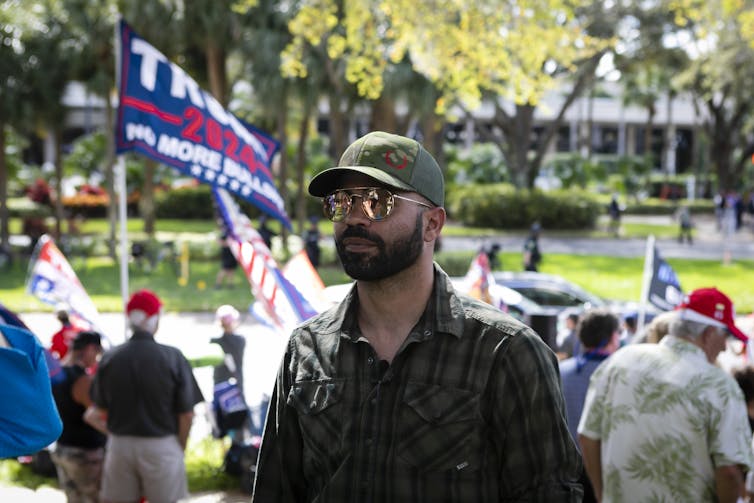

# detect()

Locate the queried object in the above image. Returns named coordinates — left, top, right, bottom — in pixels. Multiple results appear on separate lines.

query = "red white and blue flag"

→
left=115, top=19, right=291, bottom=229
left=213, top=187, right=320, bottom=333
left=460, top=252, right=506, bottom=311
left=26, top=235, right=101, bottom=330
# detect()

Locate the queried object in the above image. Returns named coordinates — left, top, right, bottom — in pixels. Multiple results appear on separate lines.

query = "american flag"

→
left=26, top=235, right=101, bottom=329
left=213, top=187, right=320, bottom=333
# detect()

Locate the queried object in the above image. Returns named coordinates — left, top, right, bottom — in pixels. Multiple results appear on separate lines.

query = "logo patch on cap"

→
left=715, top=302, right=725, bottom=320
left=384, top=149, right=410, bottom=170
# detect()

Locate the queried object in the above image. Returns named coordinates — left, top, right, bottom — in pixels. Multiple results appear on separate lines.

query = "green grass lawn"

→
left=3, top=247, right=752, bottom=313
left=536, top=253, right=754, bottom=311
left=3, top=215, right=751, bottom=312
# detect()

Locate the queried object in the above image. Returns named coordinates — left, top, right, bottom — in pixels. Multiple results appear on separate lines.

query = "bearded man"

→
left=252, top=131, right=582, bottom=503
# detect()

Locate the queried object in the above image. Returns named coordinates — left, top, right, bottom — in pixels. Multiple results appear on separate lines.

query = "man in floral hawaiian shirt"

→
left=579, top=287, right=754, bottom=502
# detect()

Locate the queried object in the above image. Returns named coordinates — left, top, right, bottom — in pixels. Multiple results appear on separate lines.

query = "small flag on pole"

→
left=638, top=236, right=683, bottom=331
left=26, top=235, right=101, bottom=330
left=647, top=244, right=684, bottom=311
left=459, top=252, right=506, bottom=311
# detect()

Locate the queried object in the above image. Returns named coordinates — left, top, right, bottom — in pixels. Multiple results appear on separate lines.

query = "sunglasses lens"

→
left=323, top=191, right=351, bottom=222
left=323, top=188, right=396, bottom=222
left=362, top=188, right=393, bottom=221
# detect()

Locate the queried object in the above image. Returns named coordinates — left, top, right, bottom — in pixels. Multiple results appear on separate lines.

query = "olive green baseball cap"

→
left=308, top=131, right=445, bottom=207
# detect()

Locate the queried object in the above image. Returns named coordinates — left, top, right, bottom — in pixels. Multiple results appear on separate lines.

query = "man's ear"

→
left=424, top=207, right=446, bottom=243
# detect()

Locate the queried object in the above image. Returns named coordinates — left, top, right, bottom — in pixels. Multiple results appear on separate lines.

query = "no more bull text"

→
left=124, top=124, right=280, bottom=197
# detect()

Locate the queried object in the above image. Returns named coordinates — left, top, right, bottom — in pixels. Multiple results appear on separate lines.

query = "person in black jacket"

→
left=51, top=331, right=107, bottom=503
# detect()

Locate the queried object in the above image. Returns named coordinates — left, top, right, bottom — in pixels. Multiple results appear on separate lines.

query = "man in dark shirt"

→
left=90, top=289, right=203, bottom=503
left=51, top=330, right=107, bottom=503
left=252, top=131, right=582, bottom=502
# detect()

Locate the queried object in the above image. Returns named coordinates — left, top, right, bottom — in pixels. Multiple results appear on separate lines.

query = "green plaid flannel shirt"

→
left=252, top=264, right=582, bottom=502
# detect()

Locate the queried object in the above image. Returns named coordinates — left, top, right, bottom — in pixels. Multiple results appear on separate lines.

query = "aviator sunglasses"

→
left=323, top=187, right=432, bottom=222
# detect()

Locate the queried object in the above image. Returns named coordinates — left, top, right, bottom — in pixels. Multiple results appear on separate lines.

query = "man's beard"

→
left=335, top=213, right=424, bottom=281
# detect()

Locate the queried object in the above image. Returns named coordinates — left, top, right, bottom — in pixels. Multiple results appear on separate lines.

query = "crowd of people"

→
left=2, top=130, right=754, bottom=503
left=557, top=290, right=754, bottom=501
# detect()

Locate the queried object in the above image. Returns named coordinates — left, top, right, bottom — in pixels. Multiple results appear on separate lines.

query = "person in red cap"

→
left=579, top=287, right=753, bottom=502
left=49, top=306, right=83, bottom=361
left=89, top=289, right=203, bottom=503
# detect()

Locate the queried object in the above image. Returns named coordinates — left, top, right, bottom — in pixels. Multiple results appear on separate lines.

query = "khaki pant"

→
left=101, top=435, right=188, bottom=503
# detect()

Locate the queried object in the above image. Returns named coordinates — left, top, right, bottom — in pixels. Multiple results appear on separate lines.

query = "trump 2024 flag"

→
left=115, top=19, right=291, bottom=229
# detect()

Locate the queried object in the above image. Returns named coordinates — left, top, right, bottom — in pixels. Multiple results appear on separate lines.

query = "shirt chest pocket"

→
left=286, top=380, right=345, bottom=474
left=397, top=383, right=483, bottom=474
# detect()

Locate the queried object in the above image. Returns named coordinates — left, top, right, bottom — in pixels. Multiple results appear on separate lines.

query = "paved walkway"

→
left=438, top=214, right=754, bottom=261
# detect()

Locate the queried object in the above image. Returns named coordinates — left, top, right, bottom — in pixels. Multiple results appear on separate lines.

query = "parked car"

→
left=491, top=271, right=606, bottom=311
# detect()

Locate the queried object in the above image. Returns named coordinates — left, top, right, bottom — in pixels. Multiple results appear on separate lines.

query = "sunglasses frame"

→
left=323, top=186, right=432, bottom=222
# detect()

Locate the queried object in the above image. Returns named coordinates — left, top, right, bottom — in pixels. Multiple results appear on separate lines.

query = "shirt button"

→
left=424, top=329, right=432, bottom=336
left=367, top=356, right=374, bottom=365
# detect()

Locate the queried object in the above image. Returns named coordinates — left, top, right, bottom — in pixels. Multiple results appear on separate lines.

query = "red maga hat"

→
left=677, top=287, right=747, bottom=343
left=126, top=289, right=162, bottom=317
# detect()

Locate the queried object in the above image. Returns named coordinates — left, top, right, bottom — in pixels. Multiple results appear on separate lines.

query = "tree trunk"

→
left=644, top=104, right=655, bottom=162
left=141, top=159, right=156, bottom=237
left=53, top=128, right=64, bottom=239
left=328, top=94, right=347, bottom=161
left=295, top=99, right=313, bottom=234
left=420, top=113, right=445, bottom=169
left=370, top=95, right=398, bottom=133
left=277, top=86, right=289, bottom=246
left=586, top=91, right=595, bottom=159
left=710, top=126, right=734, bottom=191
left=662, top=92, right=674, bottom=175
left=206, top=39, right=227, bottom=106
left=511, top=105, right=534, bottom=188
left=0, top=121, right=8, bottom=249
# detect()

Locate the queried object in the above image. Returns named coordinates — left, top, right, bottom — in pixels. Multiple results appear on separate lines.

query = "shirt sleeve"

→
left=709, top=377, right=754, bottom=471
left=0, top=325, right=63, bottom=458
left=252, top=342, right=307, bottom=503
left=489, top=328, right=583, bottom=501
left=175, top=352, right=204, bottom=412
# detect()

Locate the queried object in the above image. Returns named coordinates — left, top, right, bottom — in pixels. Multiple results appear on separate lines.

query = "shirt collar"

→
left=130, top=329, right=155, bottom=340
left=331, top=263, right=467, bottom=343
left=660, top=334, right=709, bottom=362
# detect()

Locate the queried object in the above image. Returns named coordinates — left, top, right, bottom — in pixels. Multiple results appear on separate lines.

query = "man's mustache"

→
left=338, top=226, right=384, bottom=247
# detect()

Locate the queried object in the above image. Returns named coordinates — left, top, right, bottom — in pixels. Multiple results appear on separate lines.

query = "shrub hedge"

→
left=58, top=181, right=714, bottom=228
left=155, top=186, right=214, bottom=219
left=446, top=183, right=603, bottom=230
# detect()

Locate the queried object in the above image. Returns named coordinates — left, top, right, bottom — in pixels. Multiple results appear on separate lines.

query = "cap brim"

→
left=679, top=307, right=749, bottom=343
left=728, top=324, right=749, bottom=343
left=308, top=166, right=415, bottom=197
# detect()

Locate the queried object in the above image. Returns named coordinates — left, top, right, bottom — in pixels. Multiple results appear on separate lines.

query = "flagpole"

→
left=114, top=16, right=129, bottom=338
left=117, top=157, right=129, bottom=323
left=637, top=234, right=655, bottom=334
